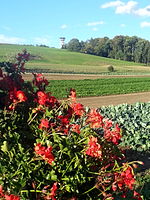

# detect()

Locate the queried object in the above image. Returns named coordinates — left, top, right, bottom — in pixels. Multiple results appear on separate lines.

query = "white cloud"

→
left=140, top=21, right=150, bottom=28
left=134, top=5, right=150, bottom=17
left=101, top=0, right=123, bottom=8
left=101, top=1, right=150, bottom=17
left=60, top=24, right=67, bottom=29
left=120, top=23, right=126, bottom=27
left=87, top=21, right=104, bottom=26
left=115, top=1, right=138, bottom=14
left=92, top=27, right=98, bottom=31
left=0, top=34, right=25, bottom=44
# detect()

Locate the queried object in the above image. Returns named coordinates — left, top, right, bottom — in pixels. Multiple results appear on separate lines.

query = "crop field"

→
left=44, top=77, right=150, bottom=98
left=1, top=44, right=150, bottom=74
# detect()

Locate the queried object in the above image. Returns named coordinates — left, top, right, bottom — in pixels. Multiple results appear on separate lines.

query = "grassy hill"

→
left=0, top=43, right=150, bottom=74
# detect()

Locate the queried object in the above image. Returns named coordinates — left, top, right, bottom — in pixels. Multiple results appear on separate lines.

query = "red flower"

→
left=16, top=51, right=30, bottom=64
left=5, top=194, right=20, bottom=200
left=35, top=143, right=54, bottom=165
left=36, top=91, right=48, bottom=105
left=71, top=124, right=81, bottom=134
left=8, top=89, right=27, bottom=104
left=70, top=197, right=78, bottom=200
left=71, top=102, right=85, bottom=116
left=86, top=137, right=102, bottom=158
left=44, top=182, right=57, bottom=200
left=121, top=166, right=135, bottom=190
left=48, top=96, right=58, bottom=107
left=104, top=124, right=121, bottom=145
left=86, top=109, right=103, bottom=128
left=50, top=182, right=57, bottom=200
left=39, top=118, right=49, bottom=129
left=36, top=91, right=58, bottom=107
left=16, top=90, right=27, bottom=102
left=58, top=115, right=70, bottom=125
left=133, top=191, right=143, bottom=200
left=103, top=118, right=113, bottom=129
left=33, top=73, right=48, bottom=89
left=114, top=166, right=135, bottom=190
left=69, top=88, right=76, bottom=102
left=0, top=185, right=4, bottom=197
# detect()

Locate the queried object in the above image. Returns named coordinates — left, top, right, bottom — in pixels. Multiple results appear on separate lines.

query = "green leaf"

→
left=1, top=141, right=8, bottom=152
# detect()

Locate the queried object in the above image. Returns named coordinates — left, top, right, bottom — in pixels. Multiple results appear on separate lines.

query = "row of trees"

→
left=65, top=35, right=150, bottom=64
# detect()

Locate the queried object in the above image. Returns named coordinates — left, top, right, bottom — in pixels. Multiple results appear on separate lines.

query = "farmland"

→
left=45, top=77, right=150, bottom=99
left=1, top=44, right=150, bottom=74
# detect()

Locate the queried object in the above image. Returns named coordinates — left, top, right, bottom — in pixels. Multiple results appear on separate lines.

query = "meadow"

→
left=1, top=44, right=150, bottom=74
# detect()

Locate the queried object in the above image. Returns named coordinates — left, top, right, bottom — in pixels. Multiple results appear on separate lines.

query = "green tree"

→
left=67, top=38, right=81, bottom=52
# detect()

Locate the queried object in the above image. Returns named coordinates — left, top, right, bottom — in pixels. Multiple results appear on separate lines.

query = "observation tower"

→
left=59, top=37, right=65, bottom=48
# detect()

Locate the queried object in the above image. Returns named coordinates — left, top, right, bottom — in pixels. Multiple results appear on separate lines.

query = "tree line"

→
left=65, top=35, right=150, bottom=64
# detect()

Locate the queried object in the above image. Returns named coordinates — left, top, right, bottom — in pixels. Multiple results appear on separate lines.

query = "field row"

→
left=47, top=77, right=150, bottom=99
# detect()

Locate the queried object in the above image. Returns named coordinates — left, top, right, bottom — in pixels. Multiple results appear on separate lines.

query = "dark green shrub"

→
left=107, top=65, right=115, bottom=72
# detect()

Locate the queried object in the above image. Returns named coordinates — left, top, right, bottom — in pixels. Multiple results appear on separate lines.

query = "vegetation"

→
left=0, top=51, right=144, bottom=200
left=99, top=102, right=150, bottom=152
left=46, top=77, right=150, bottom=99
left=66, top=35, right=150, bottom=65
left=107, top=65, right=115, bottom=72
left=99, top=102, right=150, bottom=199
left=2, top=44, right=150, bottom=74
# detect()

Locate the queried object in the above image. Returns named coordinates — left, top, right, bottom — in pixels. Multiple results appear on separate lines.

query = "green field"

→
left=47, top=77, right=150, bottom=98
left=1, top=44, right=150, bottom=74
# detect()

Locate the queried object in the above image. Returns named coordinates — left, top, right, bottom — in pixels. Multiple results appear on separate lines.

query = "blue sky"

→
left=0, top=0, right=150, bottom=48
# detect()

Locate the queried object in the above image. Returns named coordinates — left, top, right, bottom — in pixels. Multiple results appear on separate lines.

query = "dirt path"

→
left=23, top=73, right=150, bottom=81
left=77, top=92, right=150, bottom=108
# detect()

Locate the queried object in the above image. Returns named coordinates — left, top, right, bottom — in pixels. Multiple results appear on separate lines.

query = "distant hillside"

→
left=0, top=44, right=150, bottom=74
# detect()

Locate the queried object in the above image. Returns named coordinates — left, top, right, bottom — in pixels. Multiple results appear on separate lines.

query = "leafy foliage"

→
left=46, top=77, right=150, bottom=99
left=66, top=35, right=150, bottom=65
left=99, top=102, right=150, bottom=152
left=0, top=51, right=143, bottom=200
